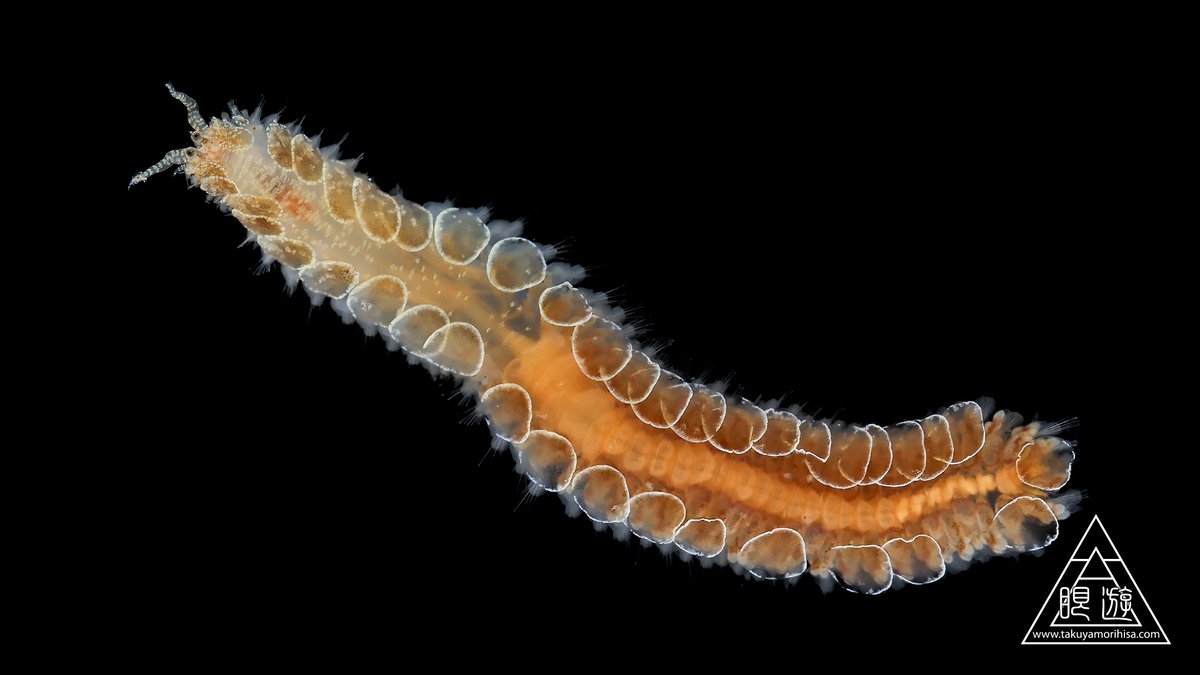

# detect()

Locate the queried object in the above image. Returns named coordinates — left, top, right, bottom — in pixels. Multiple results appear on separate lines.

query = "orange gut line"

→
left=502, top=329, right=1043, bottom=554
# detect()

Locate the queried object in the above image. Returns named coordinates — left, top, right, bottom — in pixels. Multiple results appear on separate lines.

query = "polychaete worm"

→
left=132, top=84, right=1080, bottom=594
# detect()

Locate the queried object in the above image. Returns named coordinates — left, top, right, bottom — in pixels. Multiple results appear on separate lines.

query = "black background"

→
left=89, top=31, right=1186, bottom=663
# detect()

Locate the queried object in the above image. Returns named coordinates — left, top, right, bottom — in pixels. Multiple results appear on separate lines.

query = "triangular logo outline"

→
left=1023, top=515, right=1169, bottom=644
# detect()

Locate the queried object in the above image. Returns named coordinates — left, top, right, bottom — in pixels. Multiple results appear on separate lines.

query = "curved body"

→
left=132, top=86, right=1079, bottom=593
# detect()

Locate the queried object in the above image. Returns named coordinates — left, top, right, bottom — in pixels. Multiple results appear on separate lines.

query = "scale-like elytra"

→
left=919, top=414, right=955, bottom=481
left=325, top=161, right=357, bottom=224
left=389, top=305, right=449, bottom=355
left=226, top=194, right=279, bottom=218
left=862, top=424, right=893, bottom=484
left=992, top=496, right=1059, bottom=552
left=423, top=322, right=485, bottom=376
left=672, top=386, right=726, bottom=443
left=674, top=518, right=727, bottom=558
left=753, top=410, right=801, bottom=457
left=738, top=528, right=808, bottom=580
left=516, top=430, right=577, bottom=492
left=945, top=401, right=986, bottom=464
left=626, top=492, right=687, bottom=544
left=434, top=208, right=490, bottom=265
left=806, top=423, right=872, bottom=489
left=830, top=545, right=893, bottom=595
left=266, top=123, right=292, bottom=168
left=796, top=417, right=832, bottom=461
left=884, top=535, right=946, bottom=585
left=353, top=178, right=401, bottom=244
left=538, top=282, right=591, bottom=327
left=709, top=399, right=768, bottom=455
left=878, top=420, right=925, bottom=486
left=605, top=351, right=660, bottom=405
left=257, top=236, right=313, bottom=269
left=1016, top=437, right=1075, bottom=490
left=487, top=237, right=547, bottom=292
left=346, top=275, right=408, bottom=327
left=632, top=370, right=692, bottom=428
left=394, top=200, right=433, bottom=252
left=480, top=384, right=533, bottom=444
left=291, top=134, right=323, bottom=183
left=132, top=85, right=1082, bottom=594
left=299, top=261, right=359, bottom=300
left=571, top=465, right=630, bottom=523
left=232, top=210, right=282, bottom=236
left=571, top=317, right=632, bottom=381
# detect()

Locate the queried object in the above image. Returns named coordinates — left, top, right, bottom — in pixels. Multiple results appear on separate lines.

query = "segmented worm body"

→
left=133, top=86, right=1079, bottom=593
